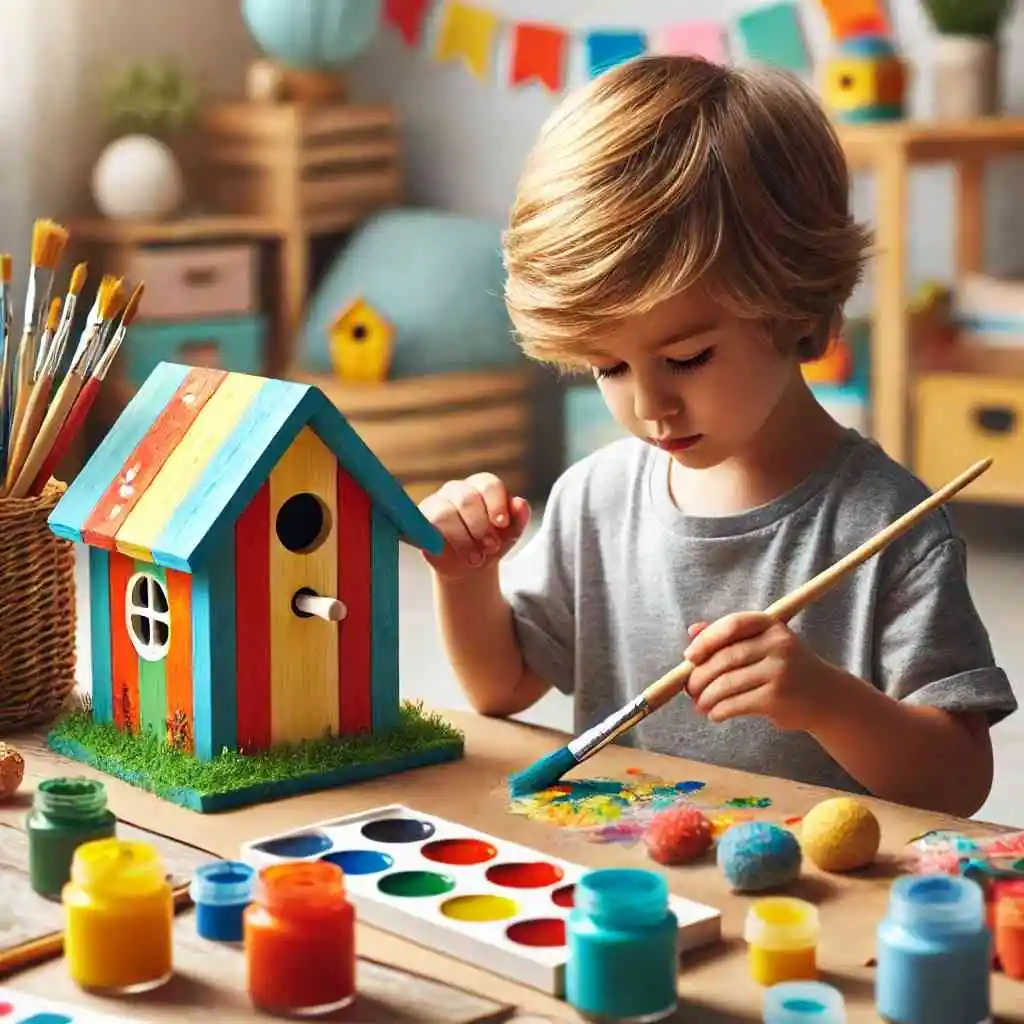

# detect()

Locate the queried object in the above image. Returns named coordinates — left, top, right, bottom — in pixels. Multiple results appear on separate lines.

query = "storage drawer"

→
left=127, top=244, right=257, bottom=321
left=123, top=315, right=266, bottom=387
left=915, top=373, right=1024, bottom=504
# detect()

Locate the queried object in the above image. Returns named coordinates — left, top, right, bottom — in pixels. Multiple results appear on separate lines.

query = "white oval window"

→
left=125, top=571, right=171, bottom=662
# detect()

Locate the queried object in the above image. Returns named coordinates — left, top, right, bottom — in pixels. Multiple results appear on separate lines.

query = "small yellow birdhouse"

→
left=824, top=31, right=907, bottom=124
left=329, top=297, right=393, bottom=383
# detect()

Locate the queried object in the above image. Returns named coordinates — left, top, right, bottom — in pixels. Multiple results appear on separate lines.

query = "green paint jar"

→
left=26, top=777, right=117, bottom=898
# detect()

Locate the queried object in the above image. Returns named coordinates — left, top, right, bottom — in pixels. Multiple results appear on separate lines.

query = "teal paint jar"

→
left=565, top=867, right=678, bottom=1022
left=26, top=777, right=118, bottom=899
left=875, top=874, right=990, bottom=1024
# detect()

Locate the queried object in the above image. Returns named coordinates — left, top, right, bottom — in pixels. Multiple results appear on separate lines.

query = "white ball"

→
left=92, top=134, right=184, bottom=221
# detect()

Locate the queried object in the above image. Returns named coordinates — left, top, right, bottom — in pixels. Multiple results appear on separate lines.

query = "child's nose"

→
left=633, top=382, right=680, bottom=423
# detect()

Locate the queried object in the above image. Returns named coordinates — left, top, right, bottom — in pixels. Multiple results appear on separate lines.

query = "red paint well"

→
left=486, top=861, right=564, bottom=889
left=551, top=884, right=575, bottom=908
left=506, top=918, right=566, bottom=948
left=421, top=838, right=497, bottom=865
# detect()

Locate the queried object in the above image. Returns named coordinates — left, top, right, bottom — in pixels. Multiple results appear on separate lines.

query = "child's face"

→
left=585, top=288, right=800, bottom=469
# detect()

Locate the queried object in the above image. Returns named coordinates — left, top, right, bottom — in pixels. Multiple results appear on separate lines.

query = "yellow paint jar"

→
left=63, top=838, right=173, bottom=994
left=743, top=896, right=820, bottom=987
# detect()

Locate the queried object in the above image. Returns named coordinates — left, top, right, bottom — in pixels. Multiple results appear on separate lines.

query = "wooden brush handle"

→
left=641, top=457, right=993, bottom=712
left=3, top=375, right=52, bottom=490
left=28, top=376, right=100, bottom=496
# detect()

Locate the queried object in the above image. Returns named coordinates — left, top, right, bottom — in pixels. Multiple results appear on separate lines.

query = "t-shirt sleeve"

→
left=498, top=472, right=579, bottom=695
left=875, top=535, right=1017, bottom=725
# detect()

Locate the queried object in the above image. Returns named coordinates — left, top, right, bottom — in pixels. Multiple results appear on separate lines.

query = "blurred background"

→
left=4, top=0, right=1023, bottom=823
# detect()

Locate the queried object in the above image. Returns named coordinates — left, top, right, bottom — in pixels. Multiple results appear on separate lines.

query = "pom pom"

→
left=643, top=806, right=713, bottom=865
left=0, top=742, right=25, bottom=801
left=800, top=797, right=881, bottom=872
left=717, top=821, right=802, bottom=893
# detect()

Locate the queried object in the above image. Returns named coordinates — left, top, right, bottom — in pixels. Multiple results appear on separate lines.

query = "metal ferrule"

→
left=567, top=695, right=652, bottom=761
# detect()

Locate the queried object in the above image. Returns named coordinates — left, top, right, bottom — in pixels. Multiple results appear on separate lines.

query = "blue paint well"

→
left=322, top=849, right=394, bottom=875
left=763, top=981, right=846, bottom=1023
left=20, top=1015, right=74, bottom=1024
left=255, top=831, right=332, bottom=858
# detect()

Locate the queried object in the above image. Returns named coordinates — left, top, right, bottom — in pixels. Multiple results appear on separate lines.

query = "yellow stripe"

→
left=115, top=373, right=266, bottom=560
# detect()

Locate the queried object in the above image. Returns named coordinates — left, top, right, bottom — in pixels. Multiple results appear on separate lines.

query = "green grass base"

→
left=47, top=701, right=464, bottom=813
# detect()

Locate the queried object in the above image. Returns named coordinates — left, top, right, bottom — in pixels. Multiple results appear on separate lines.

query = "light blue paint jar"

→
left=763, top=981, right=846, bottom=1023
left=565, top=867, right=678, bottom=1022
left=876, top=874, right=991, bottom=1024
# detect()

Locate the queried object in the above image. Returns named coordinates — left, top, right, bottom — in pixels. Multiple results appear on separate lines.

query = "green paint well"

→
left=377, top=870, right=455, bottom=898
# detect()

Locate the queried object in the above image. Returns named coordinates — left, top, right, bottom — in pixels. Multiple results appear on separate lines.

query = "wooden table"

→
left=2, top=711, right=1022, bottom=1022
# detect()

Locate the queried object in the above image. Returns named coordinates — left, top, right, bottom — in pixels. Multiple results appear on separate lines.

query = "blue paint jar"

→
left=763, top=980, right=847, bottom=1023
left=565, top=867, right=678, bottom=1022
left=876, top=874, right=991, bottom=1024
left=190, top=860, right=257, bottom=942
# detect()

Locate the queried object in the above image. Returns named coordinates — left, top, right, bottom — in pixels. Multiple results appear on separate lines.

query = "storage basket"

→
left=0, top=479, right=77, bottom=733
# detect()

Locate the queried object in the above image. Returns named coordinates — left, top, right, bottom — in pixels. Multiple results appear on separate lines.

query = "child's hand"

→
left=418, top=473, right=531, bottom=580
left=683, top=612, right=830, bottom=730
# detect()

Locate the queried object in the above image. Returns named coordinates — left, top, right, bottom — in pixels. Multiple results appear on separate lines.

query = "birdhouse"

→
left=824, top=30, right=907, bottom=123
left=803, top=333, right=854, bottom=386
left=47, top=363, right=453, bottom=803
left=329, top=297, right=393, bottom=383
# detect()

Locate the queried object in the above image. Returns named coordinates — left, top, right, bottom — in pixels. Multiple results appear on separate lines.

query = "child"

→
left=417, top=56, right=1016, bottom=818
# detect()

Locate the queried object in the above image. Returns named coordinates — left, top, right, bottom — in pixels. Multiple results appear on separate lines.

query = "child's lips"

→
left=651, top=434, right=703, bottom=451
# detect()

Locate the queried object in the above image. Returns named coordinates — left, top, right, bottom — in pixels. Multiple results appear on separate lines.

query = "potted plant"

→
left=920, top=0, right=1015, bottom=119
left=91, top=61, right=199, bottom=221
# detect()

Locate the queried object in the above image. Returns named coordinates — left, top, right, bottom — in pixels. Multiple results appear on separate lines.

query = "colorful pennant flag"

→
left=435, top=1, right=501, bottom=79
left=510, top=23, right=569, bottom=92
left=817, top=0, right=890, bottom=40
left=655, top=21, right=729, bottom=65
left=384, top=0, right=432, bottom=47
left=736, top=2, right=810, bottom=72
left=585, top=30, right=647, bottom=79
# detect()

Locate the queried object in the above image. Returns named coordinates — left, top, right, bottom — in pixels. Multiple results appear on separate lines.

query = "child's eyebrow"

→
left=652, top=321, right=720, bottom=350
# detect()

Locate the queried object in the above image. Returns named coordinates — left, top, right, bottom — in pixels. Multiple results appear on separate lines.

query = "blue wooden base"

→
left=48, top=736, right=465, bottom=814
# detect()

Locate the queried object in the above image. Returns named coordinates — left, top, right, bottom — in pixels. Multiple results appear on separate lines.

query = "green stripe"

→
left=134, top=560, right=168, bottom=742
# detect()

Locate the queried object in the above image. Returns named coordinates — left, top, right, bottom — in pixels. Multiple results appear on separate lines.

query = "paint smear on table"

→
left=506, top=770, right=780, bottom=845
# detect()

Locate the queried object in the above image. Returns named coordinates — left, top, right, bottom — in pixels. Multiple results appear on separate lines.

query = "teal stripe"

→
left=87, top=547, right=113, bottom=723
left=370, top=511, right=400, bottom=733
left=48, top=362, right=191, bottom=542
left=191, top=544, right=236, bottom=761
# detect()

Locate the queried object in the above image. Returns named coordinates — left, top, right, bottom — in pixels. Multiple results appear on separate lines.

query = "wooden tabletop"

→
left=2, top=710, right=1022, bottom=1023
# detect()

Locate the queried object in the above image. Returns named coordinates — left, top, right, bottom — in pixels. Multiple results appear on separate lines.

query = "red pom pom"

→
left=643, top=806, right=713, bottom=865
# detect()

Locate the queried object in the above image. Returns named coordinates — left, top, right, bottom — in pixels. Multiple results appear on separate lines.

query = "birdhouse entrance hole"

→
left=275, top=492, right=332, bottom=553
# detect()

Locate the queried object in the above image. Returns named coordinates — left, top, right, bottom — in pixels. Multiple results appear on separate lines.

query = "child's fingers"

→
left=687, top=621, right=709, bottom=640
left=466, top=472, right=511, bottom=529
left=422, top=486, right=486, bottom=566
left=683, top=611, right=773, bottom=665
left=507, top=495, right=532, bottom=539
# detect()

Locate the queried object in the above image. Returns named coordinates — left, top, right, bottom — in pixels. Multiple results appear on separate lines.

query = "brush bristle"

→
left=97, top=275, right=126, bottom=321
left=32, top=218, right=69, bottom=269
left=70, top=262, right=87, bottom=294
left=120, top=282, right=145, bottom=327
left=0, top=254, right=11, bottom=283
left=507, top=746, right=577, bottom=798
left=46, top=297, right=61, bottom=331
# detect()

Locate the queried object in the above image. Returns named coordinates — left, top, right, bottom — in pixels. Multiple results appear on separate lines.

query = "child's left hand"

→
left=683, top=612, right=832, bottom=730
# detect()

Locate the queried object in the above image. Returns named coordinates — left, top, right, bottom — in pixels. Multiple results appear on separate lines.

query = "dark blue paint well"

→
left=361, top=817, right=435, bottom=844
left=322, top=849, right=394, bottom=875
left=254, top=831, right=332, bottom=858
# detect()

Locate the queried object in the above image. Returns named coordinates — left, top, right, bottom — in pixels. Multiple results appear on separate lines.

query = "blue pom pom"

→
left=716, top=822, right=802, bottom=892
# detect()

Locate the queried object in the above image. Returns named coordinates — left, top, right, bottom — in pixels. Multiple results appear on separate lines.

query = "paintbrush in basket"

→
left=0, top=253, right=14, bottom=473
left=7, top=275, right=126, bottom=500
left=507, top=456, right=995, bottom=797
left=26, top=282, right=144, bottom=498
left=33, top=261, right=87, bottom=382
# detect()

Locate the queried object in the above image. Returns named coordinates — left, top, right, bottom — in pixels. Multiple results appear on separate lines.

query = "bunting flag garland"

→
left=655, top=21, right=729, bottom=66
left=585, top=30, right=648, bottom=80
left=736, top=3, right=810, bottom=72
left=434, top=1, right=500, bottom=80
left=818, top=0, right=890, bottom=40
left=383, top=0, right=432, bottom=47
left=509, top=23, right=570, bottom=92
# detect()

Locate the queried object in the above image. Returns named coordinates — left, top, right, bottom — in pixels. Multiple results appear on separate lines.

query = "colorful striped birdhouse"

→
left=48, top=362, right=445, bottom=768
left=823, top=26, right=907, bottom=124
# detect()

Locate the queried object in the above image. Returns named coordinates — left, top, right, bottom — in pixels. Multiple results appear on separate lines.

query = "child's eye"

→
left=593, top=363, right=628, bottom=380
left=667, top=347, right=715, bottom=374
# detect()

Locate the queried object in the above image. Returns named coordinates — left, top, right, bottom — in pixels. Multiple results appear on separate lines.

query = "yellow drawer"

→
left=915, top=373, right=1024, bottom=504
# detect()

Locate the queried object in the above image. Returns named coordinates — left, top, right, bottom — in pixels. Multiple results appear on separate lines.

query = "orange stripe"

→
left=81, top=367, right=228, bottom=549
left=108, top=551, right=140, bottom=732
left=165, top=568, right=194, bottom=753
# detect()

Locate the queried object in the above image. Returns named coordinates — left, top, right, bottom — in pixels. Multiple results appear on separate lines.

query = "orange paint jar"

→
left=244, top=860, right=356, bottom=1016
left=994, top=882, right=1024, bottom=980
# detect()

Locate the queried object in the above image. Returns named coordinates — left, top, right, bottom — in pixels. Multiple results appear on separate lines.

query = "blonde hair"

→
left=502, top=56, right=872, bottom=367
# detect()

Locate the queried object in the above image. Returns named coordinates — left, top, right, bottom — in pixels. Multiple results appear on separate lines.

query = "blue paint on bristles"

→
left=507, top=746, right=577, bottom=798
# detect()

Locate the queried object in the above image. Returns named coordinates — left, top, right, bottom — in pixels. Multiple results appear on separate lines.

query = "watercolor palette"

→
left=0, top=987, right=142, bottom=1022
left=240, top=804, right=722, bottom=994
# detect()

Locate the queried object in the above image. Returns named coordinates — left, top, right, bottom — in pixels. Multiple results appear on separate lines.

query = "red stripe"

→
left=337, top=469, right=372, bottom=733
left=235, top=480, right=271, bottom=752
left=81, top=367, right=228, bottom=549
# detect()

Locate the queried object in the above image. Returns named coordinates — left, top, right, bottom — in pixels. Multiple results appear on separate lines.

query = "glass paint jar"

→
left=993, top=880, right=1024, bottom=980
left=875, top=874, right=990, bottom=1024
left=763, top=980, right=847, bottom=1023
left=26, top=777, right=117, bottom=898
left=244, top=861, right=356, bottom=1016
left=63, top=838, right=174, bottom=994
left=744, top=897, right=820, bottom=986
left=190, top=860, right=257, bottom=942
left=565, top=867, right=678, bottom=1023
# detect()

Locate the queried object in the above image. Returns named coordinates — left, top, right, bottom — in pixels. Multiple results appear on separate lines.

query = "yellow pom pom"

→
left=799, top=797, right=880, bottom=872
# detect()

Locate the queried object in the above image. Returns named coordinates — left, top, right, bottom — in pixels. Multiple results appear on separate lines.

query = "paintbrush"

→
left=33, top=261, right=87, bottom=381
left=27, top=282, right=144, bottom=497
left=7, top=276, right=125, bottom=500
left=507, top=457, right=995, bottom=797
left=0, top=253, right=14, bottom=475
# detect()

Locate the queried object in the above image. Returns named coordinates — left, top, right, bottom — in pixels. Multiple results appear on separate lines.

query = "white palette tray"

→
left=240, top=803, right=721, bottom=995
left=0, top=986, right=143, bottom=1022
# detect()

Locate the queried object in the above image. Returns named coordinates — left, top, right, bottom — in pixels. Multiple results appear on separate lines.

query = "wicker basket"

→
left=0, top=479, right=77, bottom=733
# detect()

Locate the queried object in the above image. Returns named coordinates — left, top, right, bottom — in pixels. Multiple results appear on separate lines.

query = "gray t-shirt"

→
left=500, top=429, right=1017, bottom=794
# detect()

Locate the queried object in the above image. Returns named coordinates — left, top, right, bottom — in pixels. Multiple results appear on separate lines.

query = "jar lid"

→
left=744, top=897, right=820, bottom=949
left=887, top=874, right=985, bottom=934
left=189, top=860, right=257, bottom=907
left=763, top=981, right=846, bottom=1024
left=574, top=867, right=669, bottom=925
left=71, top=838, right=166, bottom=896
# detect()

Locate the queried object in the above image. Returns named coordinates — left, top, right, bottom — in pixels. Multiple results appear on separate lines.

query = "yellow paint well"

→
left=439, top=895, right=519, bottom=923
